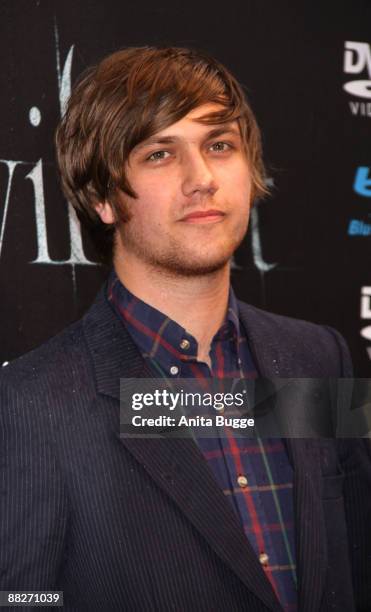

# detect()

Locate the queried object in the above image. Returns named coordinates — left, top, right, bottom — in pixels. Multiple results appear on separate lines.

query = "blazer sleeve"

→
left=337, top=437, right=371, bottom=612
left=324, top=328, right=371, bottom=610
left=323, top=325, right=354, bottom=377
left=0, top=379, right=69, bottom=591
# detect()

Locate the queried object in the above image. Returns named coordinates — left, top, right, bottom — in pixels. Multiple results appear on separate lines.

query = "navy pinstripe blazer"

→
left=1, top=287, right=370, bottom=611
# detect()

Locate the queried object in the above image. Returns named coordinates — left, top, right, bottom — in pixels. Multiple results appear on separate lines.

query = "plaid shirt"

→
left=108, top=271, right=297, bottom=611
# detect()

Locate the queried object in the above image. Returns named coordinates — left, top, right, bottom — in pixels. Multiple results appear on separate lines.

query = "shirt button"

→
left=170, top=366, right=179, bottom=376
left=237, top=475, right=248, bottom=488
left=180, top=339, right=190, bottom=350
left=214, top=403, right=224, bottom=412
left=259, top=552, right=269, bottom=566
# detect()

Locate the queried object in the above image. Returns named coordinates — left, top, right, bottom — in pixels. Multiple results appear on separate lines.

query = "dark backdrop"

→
left=1, top=0, right=370, bottom=374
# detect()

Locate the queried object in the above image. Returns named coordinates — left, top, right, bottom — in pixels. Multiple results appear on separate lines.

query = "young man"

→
left=1, top=47, right=370, bottom=612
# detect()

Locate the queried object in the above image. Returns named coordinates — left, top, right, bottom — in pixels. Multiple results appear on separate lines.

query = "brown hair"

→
left=55, top=46, right=268, bottom=258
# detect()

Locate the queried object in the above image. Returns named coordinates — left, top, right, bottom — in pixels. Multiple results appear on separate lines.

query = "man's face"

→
left=112, top=103, right=252, bottom=277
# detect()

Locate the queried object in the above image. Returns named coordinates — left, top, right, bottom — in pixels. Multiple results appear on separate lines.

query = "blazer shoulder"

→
left=239, top=300, right=337, bottom=337
left=0, top=318, right=90, bottom=396
left=237, top=300, right=353, bottom=377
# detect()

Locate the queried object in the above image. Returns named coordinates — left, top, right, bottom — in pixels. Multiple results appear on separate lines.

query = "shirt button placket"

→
left=180, top=339, right=190, bottom=350
left=259, top=552, right=269, bottom=566
left=237, top=475, right=248, bottom=488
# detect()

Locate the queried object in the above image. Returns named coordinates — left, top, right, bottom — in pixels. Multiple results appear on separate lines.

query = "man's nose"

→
left=181, top=151, right=219, bottom=198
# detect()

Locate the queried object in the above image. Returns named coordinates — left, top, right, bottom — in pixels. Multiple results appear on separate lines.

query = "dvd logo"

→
left=344, top=42, right=371, bottom=98
left=360, top=287, right=371, bottom=360
left=343, top=42, right=371, bottom=116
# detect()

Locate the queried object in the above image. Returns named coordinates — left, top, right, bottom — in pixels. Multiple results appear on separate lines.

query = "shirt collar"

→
left=107, top=269, right=242, bottom=364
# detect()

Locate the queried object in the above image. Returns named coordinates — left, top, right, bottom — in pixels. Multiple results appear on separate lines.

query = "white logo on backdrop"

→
left=343, top=41, right=371, bottom=116
left=360, top=286, right=371, bottom=360
left=0, top=21, right=96, bottom=294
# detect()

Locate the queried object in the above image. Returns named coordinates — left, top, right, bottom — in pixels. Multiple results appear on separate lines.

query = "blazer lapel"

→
left=83, top=289, right=282, bottom=612
left=238, top=301, right=328, bottom=612
left=118, top=434, right=282, bottom=612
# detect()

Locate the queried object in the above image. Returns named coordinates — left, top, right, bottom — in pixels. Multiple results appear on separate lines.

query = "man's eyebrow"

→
left=199, top=125, right=241, bottom=140
left=133, top=136, right=178, bottom=152
left=132, top=125, right=241, bottom=153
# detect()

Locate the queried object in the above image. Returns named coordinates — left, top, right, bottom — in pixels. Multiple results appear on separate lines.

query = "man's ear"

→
left=94, top=201, right=116, bottom=225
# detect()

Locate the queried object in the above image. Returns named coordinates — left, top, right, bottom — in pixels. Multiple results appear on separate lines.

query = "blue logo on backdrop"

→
left=353, top=167, right=371, bottom=197
left=347, top=167, right=371, bottom=236
left=348, top=219, right=371, bottom=236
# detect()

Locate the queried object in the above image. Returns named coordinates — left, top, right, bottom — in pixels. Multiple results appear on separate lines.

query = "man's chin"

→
left=149, top=253, right=232, bottom=278
left=118, top=230, right=244, bottom=278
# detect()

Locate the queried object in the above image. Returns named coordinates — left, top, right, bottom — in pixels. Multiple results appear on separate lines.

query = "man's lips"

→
left=179, top=209, right=226, bottom=224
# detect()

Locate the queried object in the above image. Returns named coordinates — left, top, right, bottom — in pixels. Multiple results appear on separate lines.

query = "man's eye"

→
left=209, top=141, right=231, bottom=153
left=147, top=150, right=170, bottom=162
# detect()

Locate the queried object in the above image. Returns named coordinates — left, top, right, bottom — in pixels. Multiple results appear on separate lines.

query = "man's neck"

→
left=113, top=255, right=231, bottom=366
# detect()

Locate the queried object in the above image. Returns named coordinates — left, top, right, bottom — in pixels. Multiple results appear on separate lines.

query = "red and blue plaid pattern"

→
left=108, top=271, right=297, bottom=611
